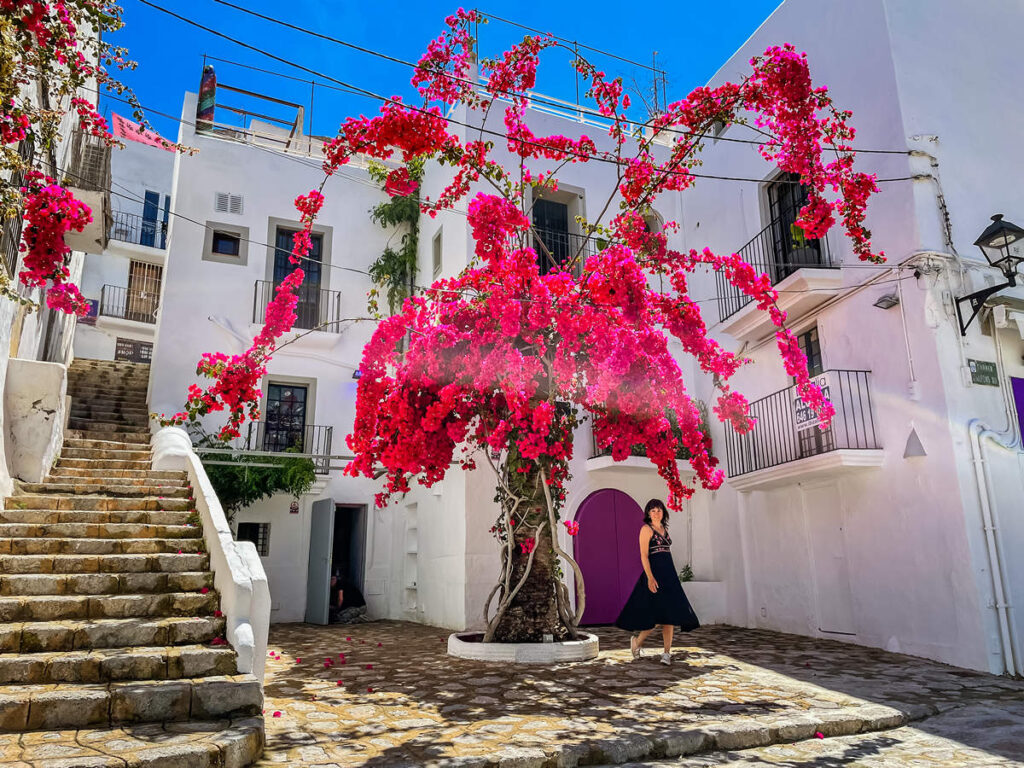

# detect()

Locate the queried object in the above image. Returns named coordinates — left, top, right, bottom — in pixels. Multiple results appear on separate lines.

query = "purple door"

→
left=574, top=489, right=643, bottom=624
left=1013, top=378, right=1024, bottom=440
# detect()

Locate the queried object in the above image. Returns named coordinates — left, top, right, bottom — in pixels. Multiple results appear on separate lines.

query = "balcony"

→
left=99, top=284, right=160, bottom=325
left=723, top=369, right=883, bottom=491
left=533, top=227, right=594, bottom=276
left=586, top=427, right=698, bottom=477
left=252, top=280, right=342, bottom=333
left=715, top=216, right=841, bottom=342
left=64, top=130, right=111, bottom=253
left=110, top=210, right=167, bottom=249
left=236, top=420, right=334, bottom=475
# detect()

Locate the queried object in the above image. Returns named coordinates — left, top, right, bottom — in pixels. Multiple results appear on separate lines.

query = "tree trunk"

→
left=490, top=464, right=572, bottom=643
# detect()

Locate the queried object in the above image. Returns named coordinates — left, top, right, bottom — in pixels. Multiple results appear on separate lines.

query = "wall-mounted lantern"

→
left=956, top=214, right=1024, bottom=335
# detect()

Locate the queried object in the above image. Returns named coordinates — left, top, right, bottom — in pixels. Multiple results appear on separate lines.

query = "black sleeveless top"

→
left=647, top=525, right=671, bottom=555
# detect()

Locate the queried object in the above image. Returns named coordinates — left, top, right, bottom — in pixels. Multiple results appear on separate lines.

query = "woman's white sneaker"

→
left=660, top=652, right=672, bottom=665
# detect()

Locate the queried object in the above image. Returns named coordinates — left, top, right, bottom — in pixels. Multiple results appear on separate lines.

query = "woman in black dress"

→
left=615, top=498, right=700, bottom=664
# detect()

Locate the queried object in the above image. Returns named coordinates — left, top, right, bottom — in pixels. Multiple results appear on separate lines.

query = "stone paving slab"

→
left=616, top=700, right=1024, bottom=767
left=257, top=622, right=1024, bottom=767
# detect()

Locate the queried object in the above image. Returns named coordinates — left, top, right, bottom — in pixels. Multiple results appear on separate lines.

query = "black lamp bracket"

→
left=955, top=275, right=1017, bottom=336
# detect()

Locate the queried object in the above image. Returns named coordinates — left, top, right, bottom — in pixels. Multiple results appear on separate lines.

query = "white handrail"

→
left=151, top=427, right=270, bottom=683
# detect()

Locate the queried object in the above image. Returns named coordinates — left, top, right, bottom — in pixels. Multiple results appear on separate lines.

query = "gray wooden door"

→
left=305, top=499, right=335, bottom=625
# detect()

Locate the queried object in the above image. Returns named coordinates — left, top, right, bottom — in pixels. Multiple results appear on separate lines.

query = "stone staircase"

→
left=0, top=359, right=264, bottom=766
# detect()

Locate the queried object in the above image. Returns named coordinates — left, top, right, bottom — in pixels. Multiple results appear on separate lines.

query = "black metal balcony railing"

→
left=716, top=216, right=836, bottom=322
left=99, top=284, right=159, bottom=324
left=110, top=210, right=167, bottom=249
left=252, top=280, right=343, bottom=333
left=533, top=226, right=594, bottom=276
left=589, top=430, right=698, bottom=461
left=723, top=369, right=879, bottom=478
left=237, top=420, right=333, bottom=475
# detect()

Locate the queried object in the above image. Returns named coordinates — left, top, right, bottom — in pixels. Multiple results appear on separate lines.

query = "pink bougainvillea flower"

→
left=346, top=637, right=352, bottom=642
left=367, top=686, right=373, bottom=693
left=272, top=711, right=281, bottom=718
left=815, top=732, right=824, bottom=739
left=200, top=587, right=209, bottom=594
left=210, top=637, right=227, bottom=646
left=519, top=538, right=536, bottom=555
left=336, top=680, right=344, bottom=686
left=214, top=610, right=223, bottom=618
left=296, top=658, right=301, bottom=663
left=377, top=642, right=383, bottom=647
left=366, top=664, right=373, bottom=670
left=563, top=520, right=580, bottom=536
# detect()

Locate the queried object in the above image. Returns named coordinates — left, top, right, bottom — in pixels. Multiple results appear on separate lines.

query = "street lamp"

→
left=955, top=214, right=1024, bottom=335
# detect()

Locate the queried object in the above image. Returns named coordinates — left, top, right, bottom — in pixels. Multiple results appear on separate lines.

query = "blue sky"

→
left=106, top=0, right=782, bottom=142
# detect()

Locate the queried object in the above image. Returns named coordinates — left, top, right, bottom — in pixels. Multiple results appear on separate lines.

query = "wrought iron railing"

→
left=533, top=226, right=595, bottom=276
left=237, top=420, right=333, bottom=475
left=589, top=429, right=701, bottom=461
left=110, top=210, right=167, bottom=249
left=252, top=280, right=343, bottom=333
left=100, top=284, right=160, bottom=324
left=716, top=215, right=836, bottom=321
left=723, top=369, right=879, bottom=478
left=1, top=139, right=35, bottom=277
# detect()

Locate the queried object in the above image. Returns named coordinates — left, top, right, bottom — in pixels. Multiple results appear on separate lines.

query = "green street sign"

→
left=968, top=359, right=999, bottom=387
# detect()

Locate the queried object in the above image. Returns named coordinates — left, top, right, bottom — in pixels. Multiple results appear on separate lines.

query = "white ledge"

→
left=728, top=448, right=885, bottom=492
left=720, top=267, right=842, bottom=342
left=586, top=455, right=697, bottom=479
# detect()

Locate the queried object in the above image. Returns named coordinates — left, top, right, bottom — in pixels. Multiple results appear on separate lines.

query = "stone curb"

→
left=424, top=703, right=924, bottom=768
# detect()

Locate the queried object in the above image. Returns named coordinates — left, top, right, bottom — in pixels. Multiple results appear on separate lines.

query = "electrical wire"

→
left=207, top=0, right=911, bottom=157
left=133, top=0, right=917, bottom=187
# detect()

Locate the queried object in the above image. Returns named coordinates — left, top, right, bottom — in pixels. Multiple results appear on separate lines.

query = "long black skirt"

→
left=615, top=552, right=700, bottom=632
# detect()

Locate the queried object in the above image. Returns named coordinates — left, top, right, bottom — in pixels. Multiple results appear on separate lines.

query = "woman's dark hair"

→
left=643, top=498, right=669, bottom=527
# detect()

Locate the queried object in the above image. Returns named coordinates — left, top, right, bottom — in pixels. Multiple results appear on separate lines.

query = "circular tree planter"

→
left=447, top=631, right=599, bottom=663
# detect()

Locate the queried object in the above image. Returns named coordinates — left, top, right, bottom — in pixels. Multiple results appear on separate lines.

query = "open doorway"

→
left=329, top=504, right=367, bottom=623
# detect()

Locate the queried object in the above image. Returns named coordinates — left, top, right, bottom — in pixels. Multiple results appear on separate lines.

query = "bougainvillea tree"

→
left=174, top=11, right=883, bottom=642
left=1, top=0, right=178, bottom=314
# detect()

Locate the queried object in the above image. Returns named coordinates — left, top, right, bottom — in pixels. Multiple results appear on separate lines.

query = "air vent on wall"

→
left=214, top=192, right=244, bottom=215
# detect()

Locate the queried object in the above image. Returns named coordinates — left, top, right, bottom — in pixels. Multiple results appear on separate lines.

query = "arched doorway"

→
left=573, top=489, right=643, bottom=625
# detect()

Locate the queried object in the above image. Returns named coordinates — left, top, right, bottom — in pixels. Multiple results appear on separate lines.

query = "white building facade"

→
left=148, top=0, right=1024, bottom=677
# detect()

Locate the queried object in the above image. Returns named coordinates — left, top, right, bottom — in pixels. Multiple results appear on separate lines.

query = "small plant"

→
left=679, top=564, right=694, bottom=583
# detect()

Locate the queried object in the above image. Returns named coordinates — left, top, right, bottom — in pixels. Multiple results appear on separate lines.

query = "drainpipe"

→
left=967, top=326, right=1021, bottom=675
left=968, top=420, right=1019, bottom=675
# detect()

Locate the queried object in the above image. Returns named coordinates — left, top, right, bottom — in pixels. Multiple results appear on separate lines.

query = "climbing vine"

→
left=366, top=159, right=423, bottom=315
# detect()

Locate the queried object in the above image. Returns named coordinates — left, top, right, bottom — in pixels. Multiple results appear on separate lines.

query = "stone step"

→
left=0, top=673, right=260, bottom=732
left=42, top=474, right=189, bottom=490
left=68, top=411, right=152, bottom=426
left=0, top=521, right=200, bottom=540
left=49, top=467, right=182, bottom=482
left=0, top=570, right=212, bottom=597
left=5, top=495, right=192, bottom=512
left=67, top=389, right=149, bottom=404
left=0, top=591, right=219, bottom=622
left=61, top=437, right=159, bottom=452
left=0, top=551, right=209, bottom=574
left=17, top=482, right=190, bottom=498
left=57, top=457, right=152, bottom=470
left=60, top=447, right=151, bottom=462
left=68, top=416, right=151, bottom=432
left=0, top=615, right=225, bottom=653
left=66, top=427, right=151, bottom=443
left=0, top=537, right=204, bottom=556
left=17, top=481, right=190, bottom=499
left=4, top=717, right=263, bottom=767
left=0, top=643, right=237, bottom=685
left=70, top=401, right=150, bottom=414
left=0, top=508, right=193, bottom=526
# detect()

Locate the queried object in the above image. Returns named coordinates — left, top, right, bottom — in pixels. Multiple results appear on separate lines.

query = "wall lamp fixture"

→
left=955, top=214, right=1024, bottom=335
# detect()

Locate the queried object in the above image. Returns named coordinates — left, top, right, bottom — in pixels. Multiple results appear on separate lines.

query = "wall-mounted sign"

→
left=968, top=359, right=999, bottom=387
left=793, top=372, right=831, bottom=431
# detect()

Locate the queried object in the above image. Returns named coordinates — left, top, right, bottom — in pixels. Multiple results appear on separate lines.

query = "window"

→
left=766, top=172, right=825, bottom=281
left=264, top=383, right=308, bottom=453
left=797, top=326, right=824, bottom=377
left=212, top=231, right=241, bottom=257
left=432, top=228, right=442, bottom=277
left=533, top=198, right=571, bottom=275
left=214, top=192, right=244, bottom=215
left=202, top=222, right=249, bottom=265
left=274, top=227, right=323, bottom=329
left=237, top=522, right=270, bottom=556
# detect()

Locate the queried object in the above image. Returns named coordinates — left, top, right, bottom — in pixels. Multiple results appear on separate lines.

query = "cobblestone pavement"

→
left=257, top=622, right=1024, bottom=767
left=617, top=700, right=1024, bottom=767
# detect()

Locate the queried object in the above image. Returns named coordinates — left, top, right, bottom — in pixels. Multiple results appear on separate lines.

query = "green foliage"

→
left=193, top=433, right=316, bottom=520
left=679, top=563, right=694, bottom=583
left=367, top=160, right=424, bottom=314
